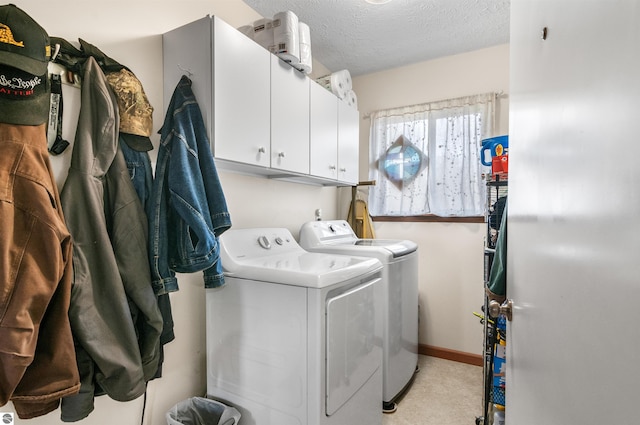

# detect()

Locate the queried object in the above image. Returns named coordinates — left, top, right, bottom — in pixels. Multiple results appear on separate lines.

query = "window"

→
left=368, top=93, right=495, bottom=217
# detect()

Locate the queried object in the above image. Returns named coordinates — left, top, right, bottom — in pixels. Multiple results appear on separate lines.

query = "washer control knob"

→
left=274, top=237, right=284, bottom=245
left=257, top=235, right=271, bottom=249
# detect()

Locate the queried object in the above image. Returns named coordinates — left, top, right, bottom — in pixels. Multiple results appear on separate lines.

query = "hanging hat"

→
left=0, top=4, right=51, bottom=75
left=0, top=5, right=51, bottom=126
left=105, top=68, right=154, bottom=151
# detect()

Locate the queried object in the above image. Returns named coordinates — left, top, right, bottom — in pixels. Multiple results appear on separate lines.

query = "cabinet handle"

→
left=329, top=165, right=337, bottom=170
left=258, top=147, right=266, bottom=153
left=278, top=152, right=286, bottom=158
left=340, top=167, right=347, bottom=172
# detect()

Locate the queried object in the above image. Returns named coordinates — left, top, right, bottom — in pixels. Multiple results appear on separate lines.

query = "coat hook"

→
left=51, top=43, right=61, bottom=61
left=177, top=64, right=193, bottom=76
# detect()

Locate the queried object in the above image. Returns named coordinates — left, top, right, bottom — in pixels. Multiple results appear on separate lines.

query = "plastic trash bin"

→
left=166, top=397, right=241, bottom=425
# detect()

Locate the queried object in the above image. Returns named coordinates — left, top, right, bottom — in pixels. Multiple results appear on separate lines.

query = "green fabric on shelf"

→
left=487, top=203, right=507, bottom=301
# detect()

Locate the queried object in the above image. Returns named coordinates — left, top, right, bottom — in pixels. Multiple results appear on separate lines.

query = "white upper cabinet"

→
left=163, top=16, right=359, bottom=185
left=309, top=80, right=338, bottom=180
left=271, top=56, right=310, bottom=174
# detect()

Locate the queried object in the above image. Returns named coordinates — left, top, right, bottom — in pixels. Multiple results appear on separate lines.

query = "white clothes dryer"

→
left=206, top=228, right=384, bottom=425
left=299, top=220, right=419, bottom=413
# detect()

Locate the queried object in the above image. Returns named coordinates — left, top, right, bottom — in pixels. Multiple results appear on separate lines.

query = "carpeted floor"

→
left=383, top=355, right=483, bottom=425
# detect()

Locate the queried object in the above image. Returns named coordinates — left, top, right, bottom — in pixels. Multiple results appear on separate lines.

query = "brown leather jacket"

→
left=0, top=123, right=80, bottom=418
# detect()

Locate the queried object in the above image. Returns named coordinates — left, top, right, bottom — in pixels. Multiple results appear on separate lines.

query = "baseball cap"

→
left=105, top=68, right=154, bottom=151
left=0, top=4, right=51, bottom=125
left=0, top=63, right=49, bottom=125
left=0, top=4, right=51, bottom=75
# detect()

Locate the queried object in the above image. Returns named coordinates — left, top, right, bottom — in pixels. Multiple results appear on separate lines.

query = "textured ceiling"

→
left=242, top=0, right=510, bottom=77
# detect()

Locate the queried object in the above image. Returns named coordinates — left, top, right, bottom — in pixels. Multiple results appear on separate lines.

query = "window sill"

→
left=371, top=215, right=484, bottom=223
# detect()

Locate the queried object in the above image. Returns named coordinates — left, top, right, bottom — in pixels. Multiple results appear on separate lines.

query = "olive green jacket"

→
left=59, top=57, right=162, bottom=421
left=487, top=203, right=507, bottom=303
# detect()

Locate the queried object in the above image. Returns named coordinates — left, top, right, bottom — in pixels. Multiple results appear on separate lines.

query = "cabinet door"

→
left=337, top=100, right=359, bottom=184
left=213, top=16, right=271, bottom=167
left=271, top=56, right=310, bottom=174
left=309, top=81, right=338, bottom=180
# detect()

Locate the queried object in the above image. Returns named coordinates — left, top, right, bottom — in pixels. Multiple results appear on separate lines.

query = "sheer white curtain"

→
left=368, top=93, right=495, bottom=217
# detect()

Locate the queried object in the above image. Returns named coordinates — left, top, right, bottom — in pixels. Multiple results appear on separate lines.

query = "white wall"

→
left=7, top=1, right=335, bottom=425
left=349, top=44, right=510, bottom=355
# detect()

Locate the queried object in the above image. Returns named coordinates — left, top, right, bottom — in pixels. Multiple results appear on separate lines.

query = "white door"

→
left=508, top=1, right=640, bottom=424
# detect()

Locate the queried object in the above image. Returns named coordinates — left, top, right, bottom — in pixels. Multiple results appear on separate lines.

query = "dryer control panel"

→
left=299, top=220, right=358, bottom=247
left=221, top=228, right=300, bottom=257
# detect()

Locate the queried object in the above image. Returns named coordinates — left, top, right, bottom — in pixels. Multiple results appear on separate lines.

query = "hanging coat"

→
left=147, top=75, right=231, bottom=295
left=0, top=123, right=80, bottom=419
left=59, top=57, right=162, bottom=422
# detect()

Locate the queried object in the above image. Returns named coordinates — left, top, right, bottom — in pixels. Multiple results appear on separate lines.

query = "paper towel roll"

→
left=296, top=22, right=313, bottom=74
left=253, top=18, right=275, bottom=52
left=237, top=25, right=254, bottom=39
left=272, top=11, right=300, bottom=65
left=316, top=69, right=352, bottom=99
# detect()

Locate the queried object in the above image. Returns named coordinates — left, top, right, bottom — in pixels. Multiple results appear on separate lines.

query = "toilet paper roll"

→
left=333, top=69, right=352, bottom=91
left=316, top=69, right=352, bottom=99
left=296, top=22, right=313, bottom=74
left=253, top=18, right=275, bottom=52
left=272, top=11, right=300, bottom=65
left=345, top=90, right=358, bottom=109
left=237, top=25, right=254, bottom=40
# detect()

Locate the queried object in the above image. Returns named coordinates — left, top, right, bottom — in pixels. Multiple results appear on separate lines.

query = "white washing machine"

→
left=206, top=228, right=384, bottom=425
left=299, top=220, right=419, bottom=412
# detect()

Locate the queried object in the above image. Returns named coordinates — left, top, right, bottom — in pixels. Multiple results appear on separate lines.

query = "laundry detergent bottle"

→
left=481, top=135, right=509, bottom=166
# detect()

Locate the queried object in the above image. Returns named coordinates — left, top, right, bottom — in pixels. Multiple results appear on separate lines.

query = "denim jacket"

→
left=149, top=76, right=231, bottom=295
left=119, top=137, right=153, bottom=210
left=120, top=135, right=175, bottom=378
